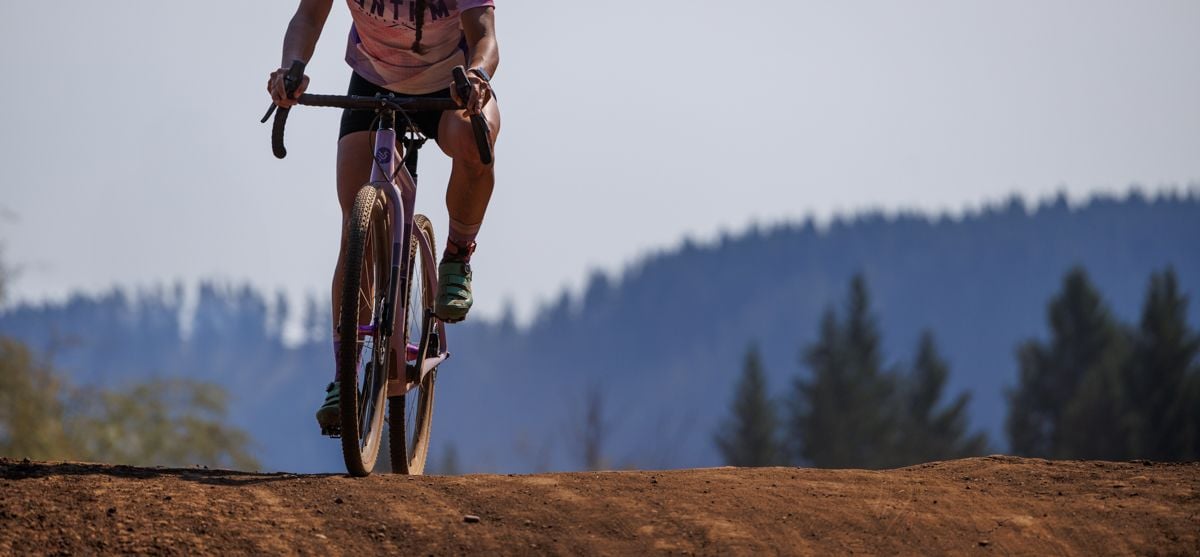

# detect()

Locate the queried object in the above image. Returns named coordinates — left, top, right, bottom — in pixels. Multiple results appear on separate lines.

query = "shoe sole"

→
left=317, top=409, right=341, bottom=438
left=435, top=308, right=470, bottom=323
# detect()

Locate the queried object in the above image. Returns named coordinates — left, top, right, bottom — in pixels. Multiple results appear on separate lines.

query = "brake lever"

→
left=260, top=60, right=306, bottom=123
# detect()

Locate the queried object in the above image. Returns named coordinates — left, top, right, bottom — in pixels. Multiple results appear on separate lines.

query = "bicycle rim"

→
left=339, top=185, right=391, bottom=477
left=389, top=214, right=438, bottom=475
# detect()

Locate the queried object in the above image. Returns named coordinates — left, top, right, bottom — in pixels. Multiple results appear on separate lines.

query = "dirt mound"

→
left=1, top=456, right=1196, bottom=555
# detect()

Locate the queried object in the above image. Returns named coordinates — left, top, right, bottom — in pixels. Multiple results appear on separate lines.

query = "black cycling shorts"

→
left=338, top=72, right=449, bottom=140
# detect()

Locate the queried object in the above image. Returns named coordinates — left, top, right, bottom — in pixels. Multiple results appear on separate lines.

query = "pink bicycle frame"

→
left=368, top=127, right=449, bottom=396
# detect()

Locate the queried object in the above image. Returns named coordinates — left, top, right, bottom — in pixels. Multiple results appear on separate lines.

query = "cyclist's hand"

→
left=450, top=73, right=493, bottom=116
left=268, top=67, right=310, bottom=109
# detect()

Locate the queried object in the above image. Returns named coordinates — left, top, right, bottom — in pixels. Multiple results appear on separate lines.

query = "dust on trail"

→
left=1, top=456, right=1197, bottom=555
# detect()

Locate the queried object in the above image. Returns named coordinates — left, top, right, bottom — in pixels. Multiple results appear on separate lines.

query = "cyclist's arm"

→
left=281, top=0, right=332, bottom=67
left=459, top=6, right=498, bottom=114
left=270, top=0, right=333, bottom=107
left=461, top=7, right=498, bottom=78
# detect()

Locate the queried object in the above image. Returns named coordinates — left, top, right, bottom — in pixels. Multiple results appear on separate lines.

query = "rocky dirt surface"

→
left=1, top=456, right=1197, bottom=555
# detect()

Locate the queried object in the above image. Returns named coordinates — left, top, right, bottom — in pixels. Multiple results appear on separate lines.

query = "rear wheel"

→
left=389, top=214, right=439, bottom=475
left=338, top=185, right=391, bottom=477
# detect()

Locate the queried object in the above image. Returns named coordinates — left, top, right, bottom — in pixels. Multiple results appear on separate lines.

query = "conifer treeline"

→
left=715, top=267, right=1200, bottom=468
left=1008, top=267, right=1200, bottom=461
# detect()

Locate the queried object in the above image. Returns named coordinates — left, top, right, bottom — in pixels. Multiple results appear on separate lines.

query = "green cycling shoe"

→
left=315, top=382, right=340, bottom=436
left=435, top=241, right=475, bottom=323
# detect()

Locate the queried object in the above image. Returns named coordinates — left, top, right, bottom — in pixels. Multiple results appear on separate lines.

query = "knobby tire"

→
left=338, top=185, right=391, bottom=477
left=389, top=214, right=438, bottom=475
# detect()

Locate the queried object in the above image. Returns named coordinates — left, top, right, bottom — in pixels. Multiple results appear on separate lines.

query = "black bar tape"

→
left=451, top=66, right=494, bottom=165
left=270, top=61, right=307, bottom=159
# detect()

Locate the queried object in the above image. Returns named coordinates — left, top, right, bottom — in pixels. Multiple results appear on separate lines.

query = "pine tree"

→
left=1124, top=268, right=1200, bottom=460
left=0, top=337, right=72, bottom=460
left=1007, top=267, right=1130, bottom=459
left=895, top=331, right=988, bottom=465
left=714, top=344, right=781, bottom=466
left=1190, top=372, right=1200, bottom=460
left=573, top=385, right=611, bottom=471
left=788, top=275, right=899, bottom=469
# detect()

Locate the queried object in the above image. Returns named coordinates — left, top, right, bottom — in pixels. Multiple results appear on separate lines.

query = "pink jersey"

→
left=345, top=0, right=495, bottom=94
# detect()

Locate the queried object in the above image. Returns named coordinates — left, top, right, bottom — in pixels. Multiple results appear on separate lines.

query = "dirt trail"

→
left=1, top=456, right=1197, bottom=555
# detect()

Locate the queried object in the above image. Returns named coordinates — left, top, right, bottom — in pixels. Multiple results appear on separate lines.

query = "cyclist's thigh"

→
left=436, top=100, right=501, bottom=162
left=337, top=131, right=374, bottom=215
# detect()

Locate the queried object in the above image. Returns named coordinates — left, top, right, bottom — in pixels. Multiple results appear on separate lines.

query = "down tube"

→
left=368, top=129, right=405, bottom=348
left=370, top=130, right=418, bottom=368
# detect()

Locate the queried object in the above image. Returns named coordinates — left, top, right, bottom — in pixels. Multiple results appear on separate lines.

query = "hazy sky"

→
left=1, top=1, right=1197, bottom=329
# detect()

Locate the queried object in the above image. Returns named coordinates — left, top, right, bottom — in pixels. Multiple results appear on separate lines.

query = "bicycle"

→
left=263, top=61, right=493, bottom=477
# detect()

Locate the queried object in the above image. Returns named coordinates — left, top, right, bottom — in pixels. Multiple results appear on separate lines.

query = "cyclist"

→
left=266, top=0, right=500, bottom=433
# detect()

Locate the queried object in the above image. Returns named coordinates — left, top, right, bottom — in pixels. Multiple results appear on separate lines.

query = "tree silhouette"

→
left=1124, top=268, right=1199, bottom=460
left=714, top=344, right=782, bottom=466
left=571, top=384, right=612, bottom=471
left=895, top=331, right=988, bottom=464
left=1007, top=267, right=1130, bottom=459
left=788, top=275, right=899, bottom=469
left=1191, top=373, right=1200, bottom=460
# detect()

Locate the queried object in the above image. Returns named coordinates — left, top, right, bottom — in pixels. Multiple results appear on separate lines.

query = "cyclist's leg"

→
left=437, top=100, right=501, bottom=246
left=333, top=131, right=374, bottom=306
left=431, top=100, right=501, bottom=321
left=331, top=131, right=385, bottom=361
left=317, top=132, right=376, bottom=431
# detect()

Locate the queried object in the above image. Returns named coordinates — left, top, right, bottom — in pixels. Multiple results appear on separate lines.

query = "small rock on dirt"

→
left=464, top=515, right=481, bottom=523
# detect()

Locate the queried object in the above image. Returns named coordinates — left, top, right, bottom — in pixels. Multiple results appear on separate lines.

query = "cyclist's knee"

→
left=454, top=154, right=493, bottom=179
left=437, top=106, right=500, bottom=166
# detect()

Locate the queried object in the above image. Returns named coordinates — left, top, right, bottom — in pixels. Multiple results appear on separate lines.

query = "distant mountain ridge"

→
left=3, top=190, right=1198, bottom=472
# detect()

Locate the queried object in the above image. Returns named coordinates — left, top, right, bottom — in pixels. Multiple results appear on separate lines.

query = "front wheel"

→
left=338, top=185, right=391, bottom=477
left=389, top=214, right=439, bottom=475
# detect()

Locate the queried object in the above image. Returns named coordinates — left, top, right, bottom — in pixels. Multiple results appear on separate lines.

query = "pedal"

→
left=320, top=425, right=342, bottom=438
left=428, top=309, right=464, bottom=325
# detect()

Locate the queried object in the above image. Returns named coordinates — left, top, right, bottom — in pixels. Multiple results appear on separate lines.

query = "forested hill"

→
left=2, top=191, right=1198, bottom=473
